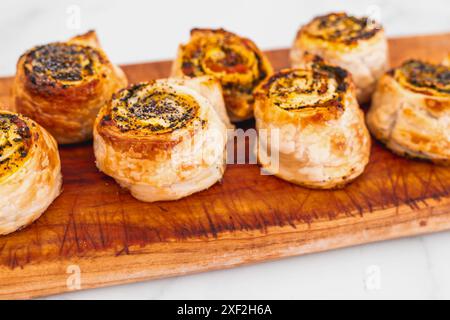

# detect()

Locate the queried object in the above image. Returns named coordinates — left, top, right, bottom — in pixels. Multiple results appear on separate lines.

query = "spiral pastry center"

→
left=0, top=114, right=32, bottom=179
left=23, top=43, right=104, bottom=87
left=306, top=13, right=381, bottom=45
left=181, top=31, right=265, bottom=92
left=395, top=60, right=450, bottom=95
left=268, top=70, right=340, bottom=111
left=202, top=44, right=256, bottom=75
left=106, top=83, right=200, bottom=134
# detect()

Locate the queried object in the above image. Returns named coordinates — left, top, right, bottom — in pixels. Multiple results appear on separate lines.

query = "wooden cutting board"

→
left=0, top=33, right=449, bottom=300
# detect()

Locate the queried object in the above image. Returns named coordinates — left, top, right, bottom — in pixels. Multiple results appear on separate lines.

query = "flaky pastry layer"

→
left=0, top=111, right=62, bottom=235
left=94, top=77, right=230, bottom=202
left=367, top=60, right=450, bottom=164
left=291, top=12, right=389, bottom=104
left=13, top=30, right=128, bottom=144
left=254, top=63, right=371, bottom=189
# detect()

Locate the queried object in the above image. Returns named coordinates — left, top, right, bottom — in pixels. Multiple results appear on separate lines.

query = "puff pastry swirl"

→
left=367, top=60, right=450, bottom=165
left=93, top=77, right=230, bottom=202
left=254, top=58, right=371, bottom=189
left=13, top=31, right=128, bottom=144
left=0, top=110, right=62, bottom=235
left=172, top=28, right=273, bottom=122
left=291, top=12, right=389, bottom=104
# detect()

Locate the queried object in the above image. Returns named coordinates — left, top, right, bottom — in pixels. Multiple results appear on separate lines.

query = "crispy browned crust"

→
left=93, top=79, right=228, bottom=202
left=95, top=82, right=201, bottom=159
left=172, top=28, right=273, bottom=122
left=69, top=30, right=101, bottom=48
left=13, top=31, right=128, bottom=144
left=0, top=110, right=62, bottom=235
left=291, top=12, right=389, bottom=104
left=254, top=64, right=371, bottom=189
left=392, top=60, right=450, bottom=98
left=367, top=61, right=450, bottom=165
left=255, top=62, right=353, bottom=125
left=297, top=12, right=384, bottom=47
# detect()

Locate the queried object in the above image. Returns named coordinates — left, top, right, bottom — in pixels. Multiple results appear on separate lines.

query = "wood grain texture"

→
left=0, top=33, right=449, bottom=299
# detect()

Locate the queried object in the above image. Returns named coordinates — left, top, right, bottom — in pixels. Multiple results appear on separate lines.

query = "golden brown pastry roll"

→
left=172, top=28, right=273, bottom=122
left=291, top=12, right=389, bottom=104
left=13, top=31, right=127, bottom=144
left=93, top=77, right=229, bottom=202
left=367, top=60, right=450, bottom=165
left=0, top=110, right=62, bottom=235
left=254, top=60, right=371, bottom=189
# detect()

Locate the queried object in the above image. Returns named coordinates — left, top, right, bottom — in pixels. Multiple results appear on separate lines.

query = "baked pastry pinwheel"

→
left=0, top=110, right=62, bottom=235
left=172, top=28, right=273, bottom=122
left=94, top=77, right=230, bottom=202
left=254, top=59, right=371, bottom=189
left=13, top=30, right=127, bottom=144
left=367, top=60, right=450, bottom=165
left=291, top=12, right=389, bottom=104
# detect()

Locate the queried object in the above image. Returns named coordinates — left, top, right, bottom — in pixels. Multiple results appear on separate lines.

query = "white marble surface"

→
left=1, top=0, right=450, bottom=300
left=1, top=0, right=450, bottom=77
